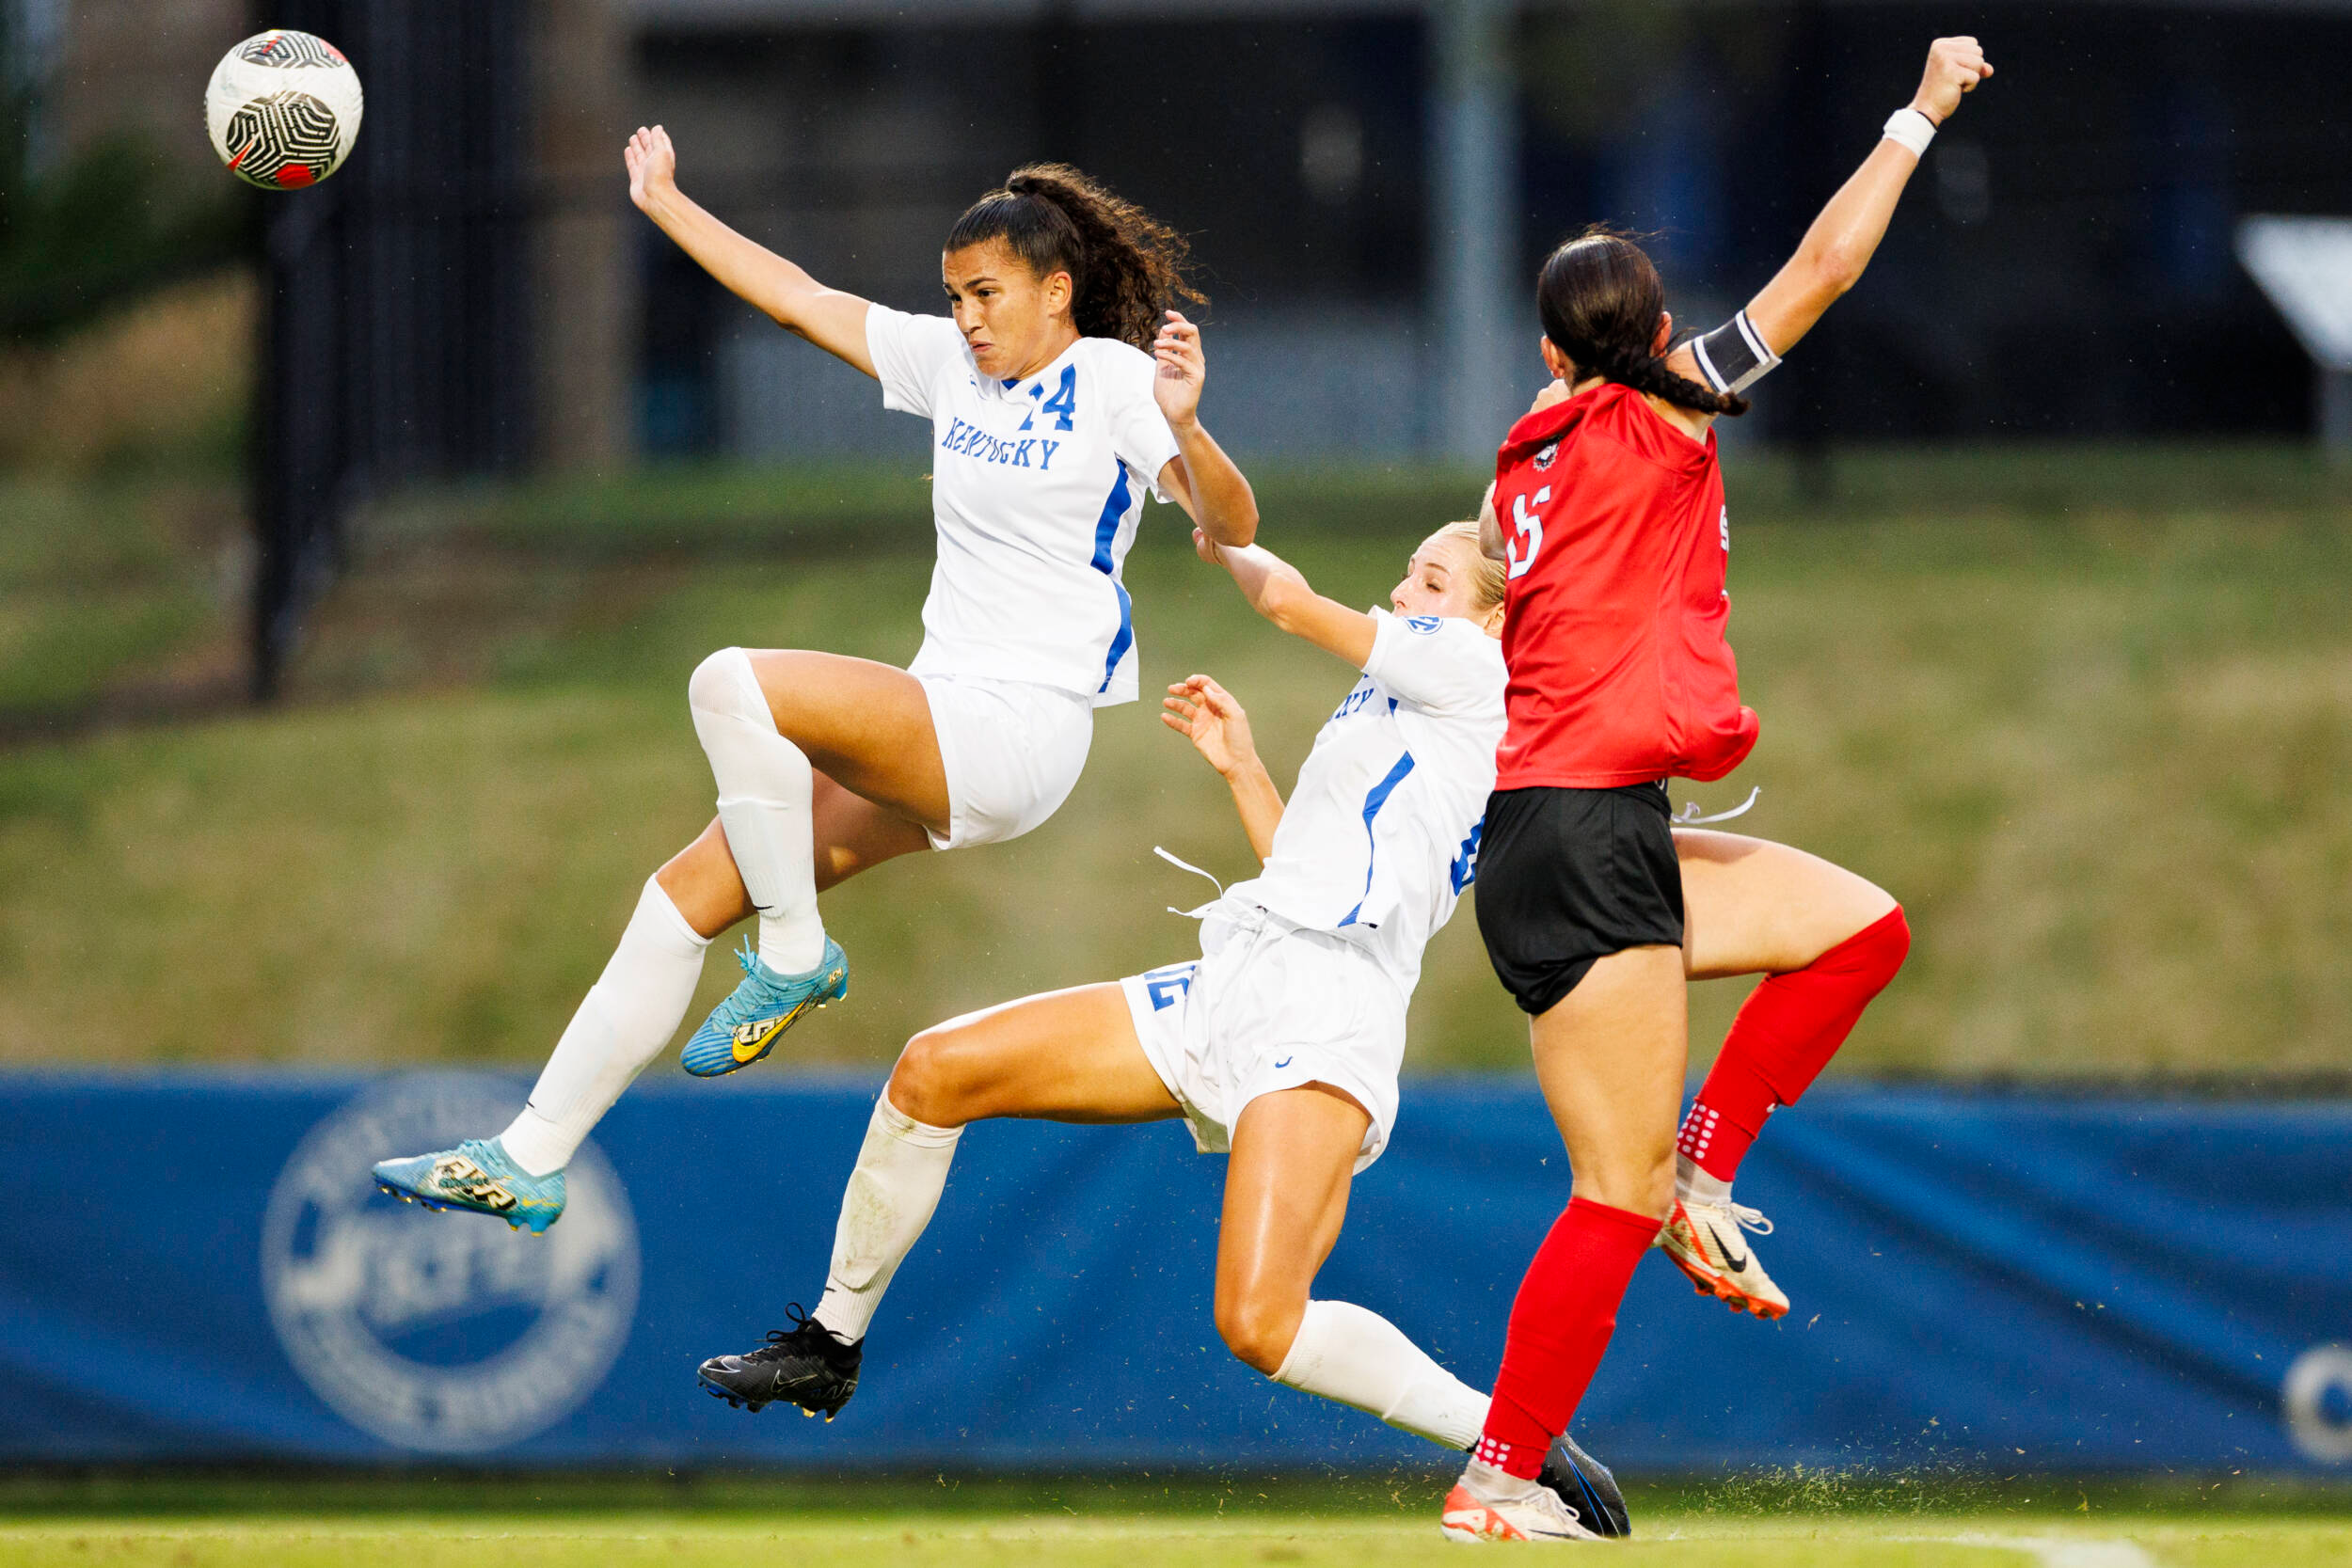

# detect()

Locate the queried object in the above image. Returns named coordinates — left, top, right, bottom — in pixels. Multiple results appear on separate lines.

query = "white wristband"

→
left=1882, top=107, right=1937, bottom=157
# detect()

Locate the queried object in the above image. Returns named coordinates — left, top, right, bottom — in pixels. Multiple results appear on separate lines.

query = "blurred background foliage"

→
left=0, top=132, right=246, bottom=349
left=5, top=448, right=2349, bottom=1083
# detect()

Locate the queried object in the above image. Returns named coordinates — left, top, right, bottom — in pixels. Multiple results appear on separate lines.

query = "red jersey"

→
left=1490, top=381, right=1758, bottom=789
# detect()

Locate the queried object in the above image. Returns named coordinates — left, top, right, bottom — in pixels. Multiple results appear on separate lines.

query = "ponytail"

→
left=1535, top=227, right=1749, bottom=418
left=945, top=163, right=1205, bottom=353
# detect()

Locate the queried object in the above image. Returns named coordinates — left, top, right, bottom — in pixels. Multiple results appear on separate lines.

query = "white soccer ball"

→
left=204, top=30, right=363, bottom=189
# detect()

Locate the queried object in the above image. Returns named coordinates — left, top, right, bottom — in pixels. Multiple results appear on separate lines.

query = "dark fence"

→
left=250, top=0, right=532, bottom=697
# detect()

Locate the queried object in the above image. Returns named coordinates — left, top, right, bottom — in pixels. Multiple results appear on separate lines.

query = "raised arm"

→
left=1150, top=313, right=1259, bottom=548
left=1196, top=532, right=1375, bottom=670
left=1162, top=675, right=1284, bottom=863
left=1668, top=37, right=1994, bottom=384
left=625, top=125, right=878, bottom=376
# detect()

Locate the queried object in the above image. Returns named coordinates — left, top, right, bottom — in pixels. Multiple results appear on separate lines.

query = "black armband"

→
left=1690, top=309, right=1781, bottom=396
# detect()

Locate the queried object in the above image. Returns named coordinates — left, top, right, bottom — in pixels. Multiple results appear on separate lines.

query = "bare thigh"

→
left=885, top=982, right=1182, bottom=1128
left=651, top=775, right=933, bottom=941
left=1676, top=829, right=1897, bottom=981
left=1528, top=944, right=1687, bottom=1220
left=1215, top=1084, right=1372, bottom=1373
left=745, top=649, right=952, bottom=834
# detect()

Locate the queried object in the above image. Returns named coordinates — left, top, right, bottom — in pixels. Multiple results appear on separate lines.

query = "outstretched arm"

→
left=1151, top=313, right=1259, bottom=548
left=626, top=125, right=877, bottom=376
left=1669, top=37, right=1994, bottom=383
left=1162, top=675, right=1285, bottom=863
left=1195, top=531, right=1375, bottom=670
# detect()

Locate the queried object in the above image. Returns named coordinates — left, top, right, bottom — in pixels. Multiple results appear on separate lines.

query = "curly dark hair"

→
left=944, top=163, right=1206, bottom=353
left=1536, top=226, right=1749, bottom=418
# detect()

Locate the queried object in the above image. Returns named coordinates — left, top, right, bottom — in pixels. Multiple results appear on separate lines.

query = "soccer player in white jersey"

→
left=372, top=133, right=1258, bottom=1232
left=685, top=521, right=1621, bottom=1539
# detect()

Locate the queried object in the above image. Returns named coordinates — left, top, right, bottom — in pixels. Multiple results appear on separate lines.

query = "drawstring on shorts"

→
left=1669, top=785, right=1761, bottom=828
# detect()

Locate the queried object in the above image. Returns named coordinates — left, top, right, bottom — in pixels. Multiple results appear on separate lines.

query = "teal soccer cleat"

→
left=679, top=936, right=850, bottom=1078
left=372, top=1136, right=565, bottom=1233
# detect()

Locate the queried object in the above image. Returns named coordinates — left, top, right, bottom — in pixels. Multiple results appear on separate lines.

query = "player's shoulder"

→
left=1073, top=333, right=1157, bottom=382
left=873, top=306, right=969, bottom=359
left=1376, top=611, right=1506, bottom=689
left=875, top=305, right=961, bottom=337
left=1398, top=610, right=1500, bottom=653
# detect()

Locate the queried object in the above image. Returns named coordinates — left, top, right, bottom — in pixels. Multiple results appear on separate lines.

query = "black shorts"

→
left=1473, top=782, right=1685, bottom=1016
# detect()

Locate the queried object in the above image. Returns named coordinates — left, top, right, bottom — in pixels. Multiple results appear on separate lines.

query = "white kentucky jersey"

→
left=866, top=306, right=1183, bottom=707
left=1224, top=610, right=1506, bottom=997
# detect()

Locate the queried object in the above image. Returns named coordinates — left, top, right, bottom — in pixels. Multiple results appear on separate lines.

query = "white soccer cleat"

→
left=1439, top=1462, right=1607, bottom=1544
left=1656, top=1189, right=1788, bottom=1320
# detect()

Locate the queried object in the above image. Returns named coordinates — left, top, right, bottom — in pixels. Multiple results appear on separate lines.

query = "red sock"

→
left=1474, top=1196, right=1661, bottom=1479
left=1678, top=907, right=1911, bottom=1180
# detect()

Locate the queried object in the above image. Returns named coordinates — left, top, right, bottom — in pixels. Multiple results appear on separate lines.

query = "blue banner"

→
left=3, top=1072, right=2348, bottom=1472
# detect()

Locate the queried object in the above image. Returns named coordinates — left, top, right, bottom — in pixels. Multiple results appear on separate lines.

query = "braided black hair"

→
left=944, top=164, right=1205, bottom=353
left=1536, top=227, right=1749, bottom=418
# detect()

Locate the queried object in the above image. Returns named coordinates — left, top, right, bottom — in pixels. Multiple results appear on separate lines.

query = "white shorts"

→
left=919, top=674, right=1093, bottom=851
left=1120, top=901, right=1407, bottom=1174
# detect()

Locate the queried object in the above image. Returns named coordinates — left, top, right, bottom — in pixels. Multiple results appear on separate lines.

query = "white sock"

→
left=1271, top=1298, right=1490, bottom=1450
left=498, top=876, right=711, bottom=1177
left=687, top=645, right=825, bottom=974
left=810, top=1091, right=962, bottom=1342
left=1677, top=1150, right=1734, bottom=1205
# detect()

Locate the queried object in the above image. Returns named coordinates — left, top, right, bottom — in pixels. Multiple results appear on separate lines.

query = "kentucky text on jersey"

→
left=938, top=417, right=1063, bottom=470
left=866, top=306, right=1183, bottom=707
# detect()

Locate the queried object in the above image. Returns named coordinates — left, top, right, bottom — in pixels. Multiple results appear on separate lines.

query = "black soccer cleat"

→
left=696, top=1304, right=861, bottom=1419
left=1538, top=1429, right=1632, bottom=1539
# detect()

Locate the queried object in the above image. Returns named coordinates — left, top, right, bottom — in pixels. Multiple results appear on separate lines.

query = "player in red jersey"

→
left=1439, top=36, right=1992, bottom=1544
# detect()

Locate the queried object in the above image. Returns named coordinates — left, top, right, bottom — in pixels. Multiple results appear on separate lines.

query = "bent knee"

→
left=885, top=1028, right=973, bottom=1127
left=687, top=646, right=757, bottom=719
left=1215, top=1288, right=1305, bottom=1377
left=1578, top=1156, right=1677, bottom=1225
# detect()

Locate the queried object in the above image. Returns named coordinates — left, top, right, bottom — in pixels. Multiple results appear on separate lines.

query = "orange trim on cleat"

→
left=1656, top=1195, right=1789, bottom=1320
left=1439, top=1483, right=1527, bottom=1543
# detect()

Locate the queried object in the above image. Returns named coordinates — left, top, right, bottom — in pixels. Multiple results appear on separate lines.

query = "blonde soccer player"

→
left=690, top=521, right=1620, bottom=1536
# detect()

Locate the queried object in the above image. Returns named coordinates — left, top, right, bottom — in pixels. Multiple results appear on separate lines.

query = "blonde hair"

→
left=1430, top=520, right=1508, bottom=611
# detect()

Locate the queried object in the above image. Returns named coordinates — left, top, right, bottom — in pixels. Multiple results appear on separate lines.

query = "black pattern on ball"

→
left=225, top=90, right=340, bottom=188
left=238, top=32, right=345, bottom=69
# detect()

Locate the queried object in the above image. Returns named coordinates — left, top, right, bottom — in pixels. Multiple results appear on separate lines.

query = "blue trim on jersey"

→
left=1090, top=466, right=1133, bottom=573
left=1339, top=750, right=1418, bottom=927
left=1090, top=467, right=1136, bottom=691
left=1100, top=579, right=1135, bottom=693
left=1449, top=818, right=1484, bottom=895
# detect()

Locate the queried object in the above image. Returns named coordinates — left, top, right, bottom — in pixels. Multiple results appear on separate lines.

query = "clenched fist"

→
left=1910, top=37, right=1994, bottom=126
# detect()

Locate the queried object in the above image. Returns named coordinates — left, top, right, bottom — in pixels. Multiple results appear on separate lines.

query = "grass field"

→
left=3, top=446, right=2350, bottom=1076
left=4, top=1475, right=2350, bottom=1567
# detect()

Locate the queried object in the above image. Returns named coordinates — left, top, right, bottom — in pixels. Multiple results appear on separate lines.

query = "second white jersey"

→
left=1224, top=610, right=1507, bottom=997
left=867, top=306, right=1183, bottom=707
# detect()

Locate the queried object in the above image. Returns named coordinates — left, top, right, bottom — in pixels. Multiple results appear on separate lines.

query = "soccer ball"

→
left=204, top=30, right=363, bottom=189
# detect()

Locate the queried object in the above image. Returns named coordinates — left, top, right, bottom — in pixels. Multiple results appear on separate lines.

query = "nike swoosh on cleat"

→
left=732, top=1001, right=815, bottom=1062
left=1705, top=1221, right=1750, bottom=1271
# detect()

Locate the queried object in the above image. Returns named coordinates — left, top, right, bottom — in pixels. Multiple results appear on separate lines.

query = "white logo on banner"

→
left=2284, top=1344, right=2352, bottom=1464
left=260, top=1075, right=640, bottom=1453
